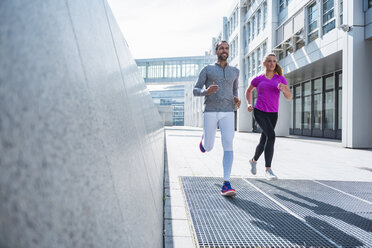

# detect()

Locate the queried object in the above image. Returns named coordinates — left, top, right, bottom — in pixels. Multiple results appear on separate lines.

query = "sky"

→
left=107, top=0, right=238, bottom=59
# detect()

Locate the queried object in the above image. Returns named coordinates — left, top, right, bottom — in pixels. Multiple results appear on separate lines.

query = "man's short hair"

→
left=215, top=40, right=229, bottom=51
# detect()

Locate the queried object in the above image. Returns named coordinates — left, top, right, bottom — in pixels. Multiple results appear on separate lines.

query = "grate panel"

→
left=181, top=177, right=334, bottom=248
left=247, top=179, right=372, bottom=247
left=317, top=180, right=372, bottom=202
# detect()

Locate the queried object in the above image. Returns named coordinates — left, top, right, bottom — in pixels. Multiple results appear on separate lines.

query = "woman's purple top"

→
left=251, top=74, right=288, bottom=113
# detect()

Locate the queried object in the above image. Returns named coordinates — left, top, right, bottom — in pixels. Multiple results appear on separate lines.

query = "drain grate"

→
left=246, top=179, right=372, bottom=247
left=181, top=177, right=336, bottom=247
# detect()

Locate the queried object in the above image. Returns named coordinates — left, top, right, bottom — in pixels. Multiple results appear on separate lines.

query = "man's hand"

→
left=206, top=82, right=219, bottom=95
left=234, top=97, right=241, bottom=109
left=247, top=104, right=253, bottom=112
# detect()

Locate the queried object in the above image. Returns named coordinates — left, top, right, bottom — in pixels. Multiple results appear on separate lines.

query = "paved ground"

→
left=163, top=126, right=372, bottom=248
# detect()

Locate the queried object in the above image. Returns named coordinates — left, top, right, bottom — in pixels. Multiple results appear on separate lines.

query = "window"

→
left=263, top=2, right=268, bottom=29
left=294, top=85, right=302, bottom=129
left=257, top=48, right=262, bottom=72
left=263, top=42, right=267, bottom=57
left=247, top=22, right=251, bottom=44
left=295, top=29, right=305, bottom=50
left=313, top=78, right=322, bottom=129
left=257, top=9, right=261, bottom=35
left=247, top=56, right=251, bottom=78
left=243, top=26, right=247, bottom=48
left=252, top=16, right=256, bottom=39
left=324, top=75, right=335, bottom=130
left=252, top=51, right=256, bottom=76
left=302, top=82, right=311, bottom=129
left=369, top=0, right=372, bottom=8
left=308, top=2, right=319, bottom=42
left=336, top=72, right=342, bottom=130
left=339, top=0, right=343, bottom=25
left=322, top=0, right=335, bottom=35
left=279, top=0, right=285, bottom=12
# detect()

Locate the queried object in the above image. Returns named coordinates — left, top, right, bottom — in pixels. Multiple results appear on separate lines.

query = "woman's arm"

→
left=278, top=83, right=292, bottom=100
left=245, top=84, right=255, bottom=112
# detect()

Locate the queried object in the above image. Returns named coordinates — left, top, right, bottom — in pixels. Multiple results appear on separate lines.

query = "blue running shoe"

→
left=221, top=181, right=236, bottom=196
left=199, top=137, right=206, bottom=153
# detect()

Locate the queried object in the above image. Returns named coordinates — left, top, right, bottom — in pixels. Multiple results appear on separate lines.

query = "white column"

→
left=342, top=0, right=372, bottom=148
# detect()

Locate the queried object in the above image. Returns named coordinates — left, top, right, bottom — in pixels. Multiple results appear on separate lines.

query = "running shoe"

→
left=199, top=137, right=206, bottom=153
left=265, top=168, right=278, bottom=181
left=221, top=181, right=236, bottom=196
left=249, top=159, right=257, bottom=175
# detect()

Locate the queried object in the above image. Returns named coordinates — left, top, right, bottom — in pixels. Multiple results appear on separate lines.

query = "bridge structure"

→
left=136, top=56, right=215, bottom=126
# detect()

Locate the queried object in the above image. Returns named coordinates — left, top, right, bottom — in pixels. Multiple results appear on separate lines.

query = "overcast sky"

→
left=107, top=0, right=237, bottom=59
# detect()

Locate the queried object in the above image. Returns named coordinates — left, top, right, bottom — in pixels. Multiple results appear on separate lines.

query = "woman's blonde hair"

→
left=263, top=53, right=283, bottom=76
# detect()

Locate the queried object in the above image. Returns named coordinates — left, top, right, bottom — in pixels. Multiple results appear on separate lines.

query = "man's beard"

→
left=218, top=53, right=228, bottom=61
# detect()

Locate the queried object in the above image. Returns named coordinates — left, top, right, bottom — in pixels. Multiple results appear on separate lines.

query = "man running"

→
left=193, top=40, right=241, bottom=196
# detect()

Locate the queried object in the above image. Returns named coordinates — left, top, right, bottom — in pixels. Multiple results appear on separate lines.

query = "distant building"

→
left=136, top=56, right=215, bottom=126
left=205, top=0, right=372, bottom=148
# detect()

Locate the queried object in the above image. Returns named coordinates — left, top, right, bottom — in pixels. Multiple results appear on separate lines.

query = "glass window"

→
left=252, top=51, right=256, bottom=75
left=257, top=48, right=262, bottom=72
left=325, top=75, right=334, bottom=90
left=325, top=91, right=334, bottom=129
left=247, top=22, right=251, bottom=44
left=324, top=75, right=335, bottom=130
left=369, top=0, right=372, bottom=8
left=295, top=102, right=302, bottom=128
left=337, top=73, right=342, bottom=129
left=290, top=87, right=293, bottom=129
left=252, top=17, right=256, bottom=39
left=243, top=26, right=247, bottom=48
left=308, top=2, right=319, bottom=42
left=248, top=56, right=251, bottom=78
left=303, top=82, right=311, bottom=129
left=279, top=0, right=285, bottom=12
left=257, top=9, right=261, bottom=34
left=313, top=78, right=322, bottom=94
left=263, top=2, right=268, bottom=29
left=313, top=78, right=322, bottom=129
left=294, top=85, right=302, bottom=129
left=339, top=0, right=343, bottom=25
left=322, top=0, right=335, bottom=35
left=263, top=42, right=267, bottom=57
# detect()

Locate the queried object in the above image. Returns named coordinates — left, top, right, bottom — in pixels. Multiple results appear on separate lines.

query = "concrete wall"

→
left=0, top=1, right=164, bottom=247
left=342, top=0, right=372, bottom=148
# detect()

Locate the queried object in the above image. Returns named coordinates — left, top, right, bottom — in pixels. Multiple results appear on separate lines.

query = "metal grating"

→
left=316, top=180, right=372, bottom=202
left=246, top=179, right=372, bottom=247
left=181, top=177, right=336, bottom=247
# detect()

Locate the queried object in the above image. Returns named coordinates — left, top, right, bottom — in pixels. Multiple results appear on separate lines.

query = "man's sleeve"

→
left=193, top=66, right=207, bottom=96
left=233, top=70, right=239, bottom=97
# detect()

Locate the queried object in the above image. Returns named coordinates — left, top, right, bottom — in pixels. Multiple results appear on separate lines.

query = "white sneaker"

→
left=265, top=168, right=278, bottom=181
left=249, top=159, right=257, bottom=175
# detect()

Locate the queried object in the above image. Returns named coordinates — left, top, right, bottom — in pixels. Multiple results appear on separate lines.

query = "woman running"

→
left=245, top=53, right=292, bottom=180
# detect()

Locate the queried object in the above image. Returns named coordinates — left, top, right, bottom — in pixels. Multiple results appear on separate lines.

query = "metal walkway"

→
left=181, top=177, right=372, bottom=248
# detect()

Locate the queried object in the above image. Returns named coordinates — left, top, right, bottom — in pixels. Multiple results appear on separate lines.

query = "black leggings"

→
left=253, top=108, right=278, bottom=167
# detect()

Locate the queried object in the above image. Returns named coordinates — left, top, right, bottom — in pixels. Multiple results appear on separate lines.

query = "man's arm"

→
left=233, top=70, right=241, bottom=108
left=193, top=66, right=219, bottom=96
left=193, top=67, right=207, bottom=96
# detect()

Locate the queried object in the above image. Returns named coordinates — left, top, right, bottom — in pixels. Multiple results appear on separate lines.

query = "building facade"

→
left=206, top=0, right=372, bottom=148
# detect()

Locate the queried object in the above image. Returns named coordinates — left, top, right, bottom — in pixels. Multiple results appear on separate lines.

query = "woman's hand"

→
left=277, top=83, right=285, bottom=91
left=277, top=83, right=292, bottom=100
left=247, top=104, right=253, bottom=112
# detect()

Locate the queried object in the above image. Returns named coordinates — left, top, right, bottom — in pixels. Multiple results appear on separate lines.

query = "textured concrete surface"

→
left=0, top=1, right=163, bottom=248
left=164, top=126, right=372, bottom=247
